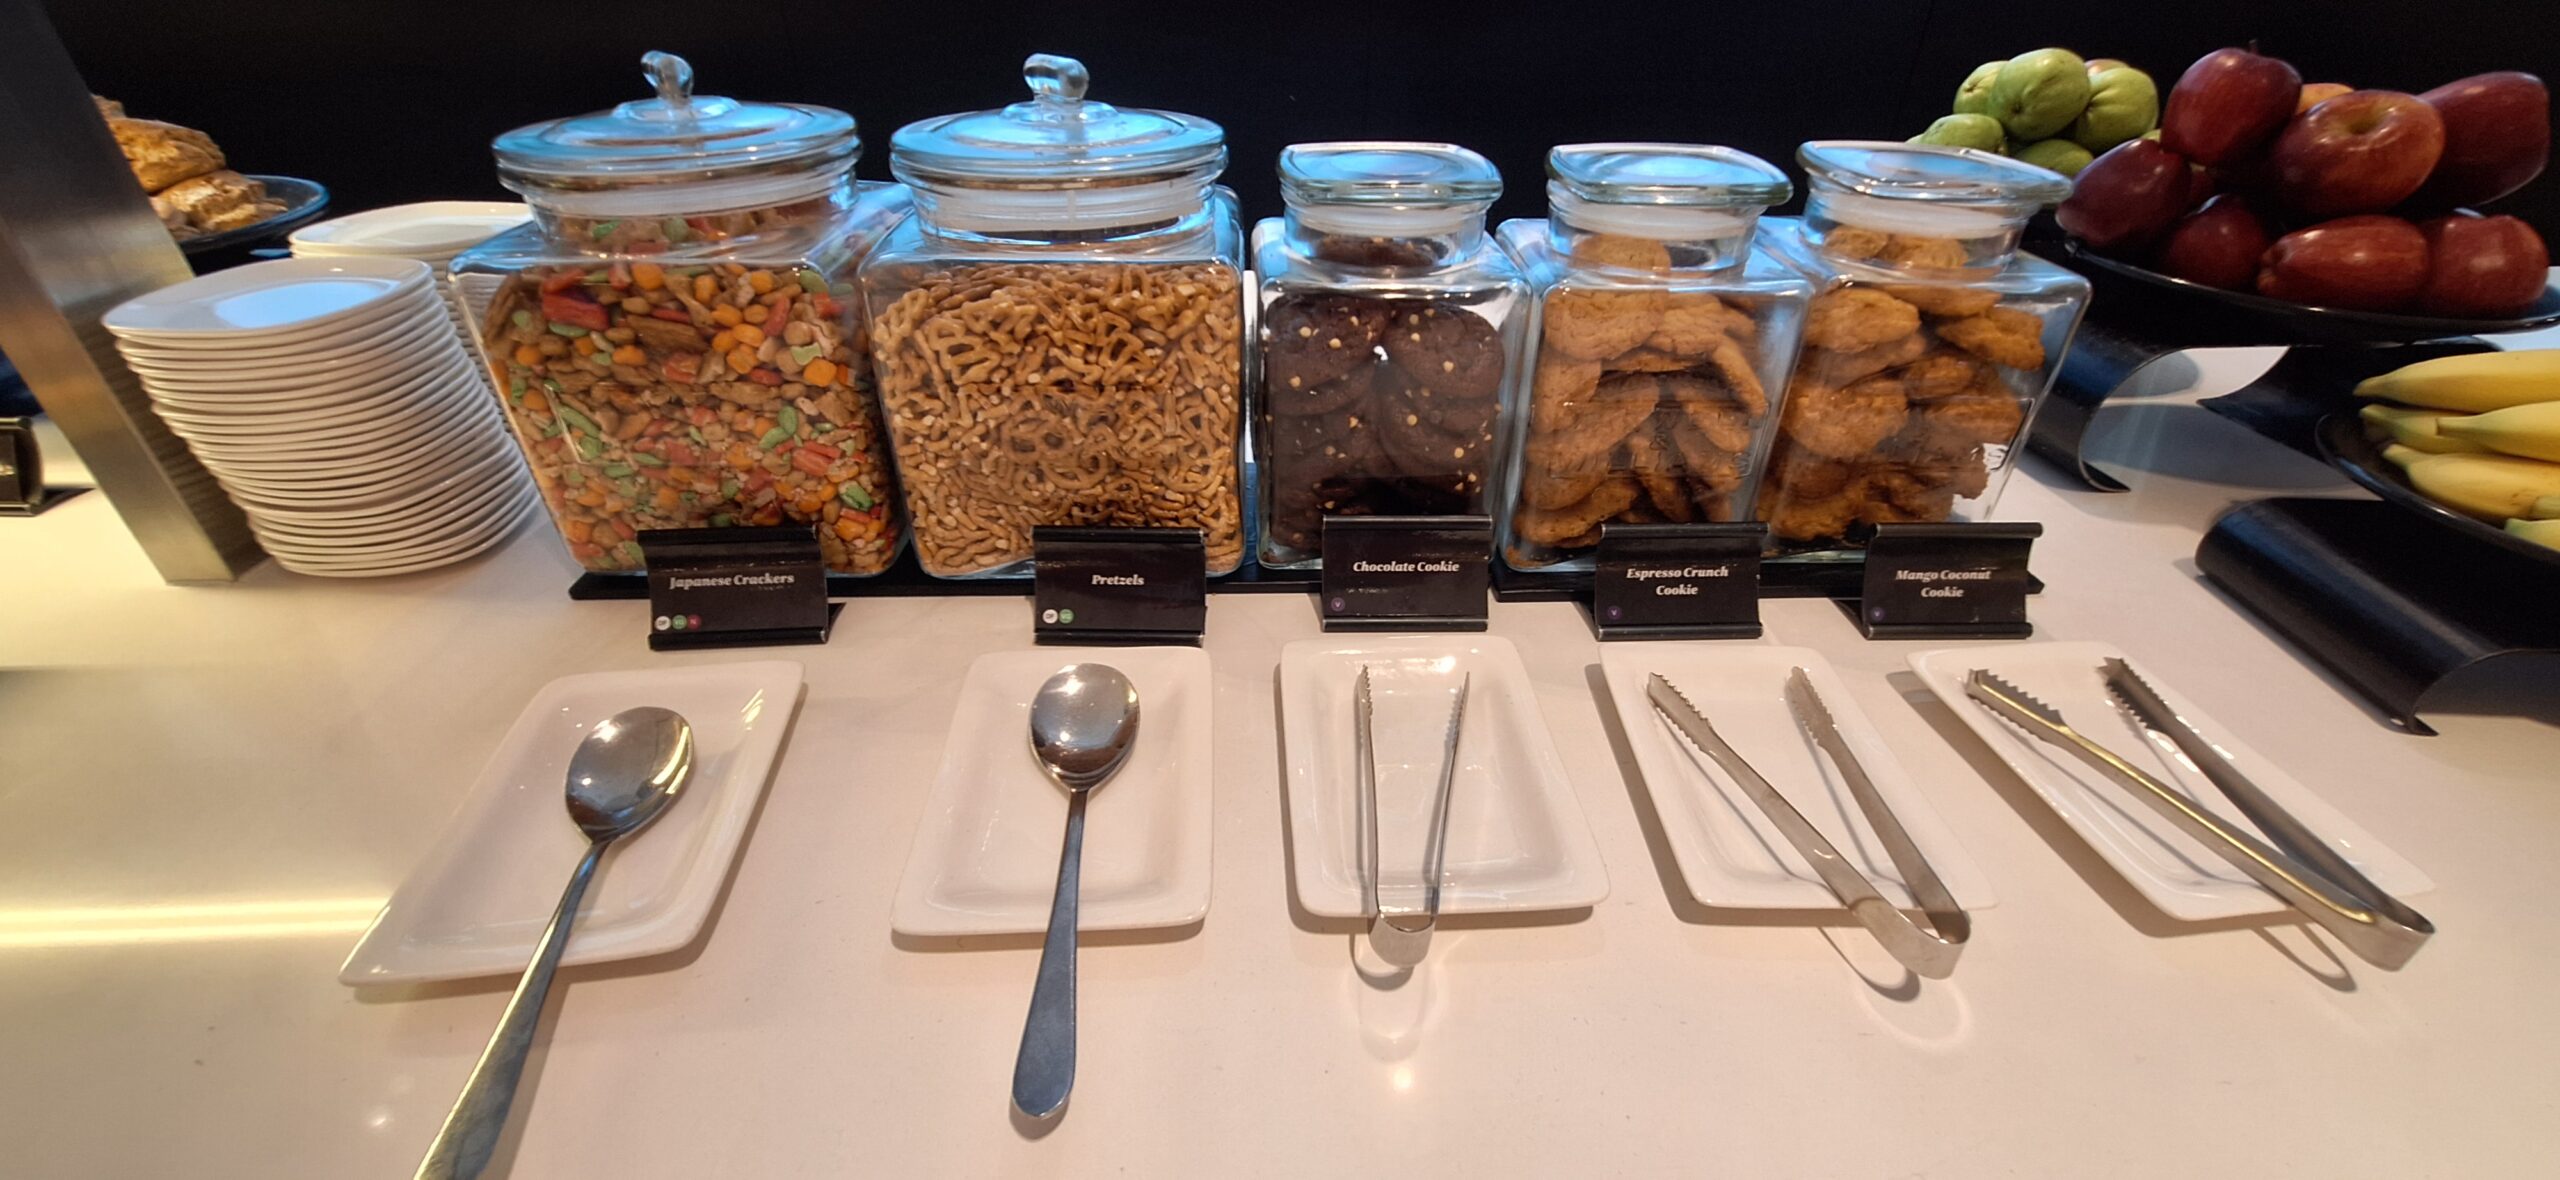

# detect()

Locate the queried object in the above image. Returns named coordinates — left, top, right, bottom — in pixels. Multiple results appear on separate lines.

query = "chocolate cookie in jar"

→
left=1494, top=144, right=1812, bottom=572
left=1753, top=141, right=2087, bottom=555
left=1252, top=142, right=1527, bottom=568
left=858, top=54, right=1245, bottom=579
left=454, top=52, right=912, bottom=576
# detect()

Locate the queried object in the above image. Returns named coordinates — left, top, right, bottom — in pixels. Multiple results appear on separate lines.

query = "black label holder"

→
left=1319, top=515, right=1492, bottom=633
left=1032, top=526, right=1208, bottom=646
left=1851, top=521, right=2042, bottom=640
left=638, top=525, right=839, bottom=651
left=1592, top=522, right=1766, bottom=640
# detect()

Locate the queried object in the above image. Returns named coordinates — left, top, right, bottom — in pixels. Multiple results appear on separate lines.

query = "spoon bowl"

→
left=1029, top=665, right=1141, bottom=790
left=566, top=705, right=695, bottom=840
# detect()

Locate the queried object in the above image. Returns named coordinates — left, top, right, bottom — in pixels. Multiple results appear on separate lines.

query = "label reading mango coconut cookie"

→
left=1855, top=522, right=2041, bottom=640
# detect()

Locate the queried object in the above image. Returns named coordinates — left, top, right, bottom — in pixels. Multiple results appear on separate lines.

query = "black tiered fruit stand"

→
left=2030, top=231, right=2560, bottom=732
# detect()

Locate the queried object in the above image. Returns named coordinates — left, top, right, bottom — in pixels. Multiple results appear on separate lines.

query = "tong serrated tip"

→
left=1783, top=667, right=1834, bottom=736
left=1646, top=674, right=1715, bottom=740
left=1966, top=669, right=2068, bottom=729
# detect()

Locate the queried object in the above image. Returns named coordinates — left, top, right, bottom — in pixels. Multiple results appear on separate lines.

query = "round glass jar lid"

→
left=889, top=54, right=1227, bottom=188
left=492, top=52, right=858, bottom=192
left=1797, top=140, right=2071, bottom=208
left=1279, top=142, right=1502, bottom=207
left=1548, top=143, right=1790, bottom=208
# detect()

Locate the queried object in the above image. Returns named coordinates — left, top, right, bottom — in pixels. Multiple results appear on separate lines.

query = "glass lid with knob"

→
left=491, top=51, right=859, bottom=213
left=889, top=54, right=1227, bottom=189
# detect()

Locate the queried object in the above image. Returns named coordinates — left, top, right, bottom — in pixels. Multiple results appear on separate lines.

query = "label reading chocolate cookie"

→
left=1854, top=521, right=2040, bottom=640
left=1033, top=526, right=1208, bottom=646
left=1593, top=523, right=1765, bottom=640
left=1320, top=515, right=1491, bottom=633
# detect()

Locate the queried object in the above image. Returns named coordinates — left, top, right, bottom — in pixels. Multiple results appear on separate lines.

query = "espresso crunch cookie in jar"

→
left=1494, top=144, right=1811, bottom=572
left=1253, top=142, right=1526, bottom=567
left=858, top=55, right=1245, bottom=579
left=1753, top=141, right=2087, bottom=555
left=453, top=52, right=911, bottom=575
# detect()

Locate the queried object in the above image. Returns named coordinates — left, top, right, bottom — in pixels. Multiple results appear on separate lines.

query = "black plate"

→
left=2316, top=413, right=2560, bottom=571
left=2061, top=238, right=2560, bottom=345
left=178, top=175, right=330, bottom=257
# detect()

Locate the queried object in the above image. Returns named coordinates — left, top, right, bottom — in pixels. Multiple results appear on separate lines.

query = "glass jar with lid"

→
left=1252, top=142, right=1526, bottom=568
left=1494, top=143, right=1812, bottom=572
left=1753, top=140, right=2087, bottom=555
left=453, top=51, right=912, bottom=576
left=858, top=54, right=1245, bottom=579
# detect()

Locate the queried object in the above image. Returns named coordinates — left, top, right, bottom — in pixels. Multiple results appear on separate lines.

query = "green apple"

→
left=1911, top=113, right=2008, bottom=153
left=1987, top=47, right=2092, bottom=141
left=1953, top=61, right=2004, bottom=116
left=2070, top=66, right=2160, bottom=152
left=2014, top=138, right=2095, bottom=176
left=2085, top=58, right=2130, bottom=76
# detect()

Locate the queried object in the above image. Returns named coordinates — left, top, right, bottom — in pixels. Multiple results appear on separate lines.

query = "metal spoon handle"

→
left=415, top=839, right=606, bottom=1180
left=1013, top=789, right=1086, bottom=1119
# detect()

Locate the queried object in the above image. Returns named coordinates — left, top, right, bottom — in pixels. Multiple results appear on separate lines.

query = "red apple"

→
left=2271, top=91, right=2446, bottom=218
left=2417, top=212, right=2550, bottom=316
left=2296, top=83, right=2353, bottom=113
left=2156, top=195, right=2273, bottom=290
left=2409, top=72, right=2550, bottom=209
left=2160, top=48, right=2303, bottom=165
left=2257, top=215, right=2431, bottom=310
left=2184, top=161, right=2220, bottom=209
left=2058, top=139, right=2196, bottom=254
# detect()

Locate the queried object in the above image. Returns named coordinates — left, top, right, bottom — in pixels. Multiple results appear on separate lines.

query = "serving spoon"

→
left=414, top=706, right=695, bottom=1180
left=1012, top=664, right=1141, bottom=1120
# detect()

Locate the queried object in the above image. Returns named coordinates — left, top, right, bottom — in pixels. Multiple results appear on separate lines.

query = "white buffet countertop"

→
left=5, top=348, right=2559, bottom=1177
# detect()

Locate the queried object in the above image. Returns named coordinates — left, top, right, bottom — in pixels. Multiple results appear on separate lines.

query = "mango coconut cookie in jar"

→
left=1494, top=144, right=1812, bottom=571
left=454, top=51, right=912, bottom=575
left=1252, top=142, right=1528, bottom=567
left=1753, top=141, right=2087, bottom=556
left=859, top=55, right=1245, bottom=579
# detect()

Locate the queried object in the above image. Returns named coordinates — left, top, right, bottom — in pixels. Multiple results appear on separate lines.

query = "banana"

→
left=2390, top=449, right=2560, bottom=521
left=2439, top=401, right=2560, bottom=462
left=2361, top=403, right=2490, bottom=453
left=2354, top=349, right=2560, bottom=413
left=2509, top=519, right=2560, bottom=550
left=2535, top=494, right=2560, bottom=520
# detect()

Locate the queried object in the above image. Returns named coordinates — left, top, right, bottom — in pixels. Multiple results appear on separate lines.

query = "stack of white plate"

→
left=288, top=201, right=530, bottom=356
left=104, top=257, right=538, bottom=578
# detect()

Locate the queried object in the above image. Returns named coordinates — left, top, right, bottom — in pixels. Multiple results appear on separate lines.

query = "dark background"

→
left=44, top=0, right=2559, bottom=231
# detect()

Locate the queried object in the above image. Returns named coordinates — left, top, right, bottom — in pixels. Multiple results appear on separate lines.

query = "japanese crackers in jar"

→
left=859, top=55, right=1245, bottom=578
left=455, top=52, right=911, bottom=575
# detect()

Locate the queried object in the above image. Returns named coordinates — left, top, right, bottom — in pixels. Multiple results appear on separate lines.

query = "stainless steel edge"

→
left=0, top=0, right=259, bottom=581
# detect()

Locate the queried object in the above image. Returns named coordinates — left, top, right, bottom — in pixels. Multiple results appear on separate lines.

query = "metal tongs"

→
left=1648, top=672, right=1969, bottom=979
left=1965, top=665, right=2434, bottom=970
left=1354, top=666, right=1470, bottom=970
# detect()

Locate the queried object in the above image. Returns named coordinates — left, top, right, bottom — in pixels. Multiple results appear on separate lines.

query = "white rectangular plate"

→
left=340, top=661, right=802, bottom=986
left=1908, top=641, right=2432, bottom=921
left=1279, top=635, right=1608, bottom=919
left=891, top=647, right=1213, bottom=938
left=1600, top=646, right=1995, bottom=911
